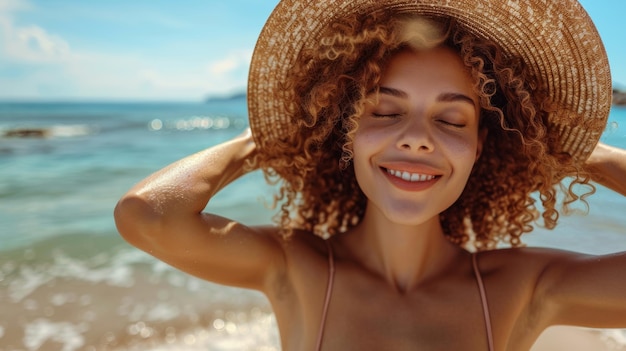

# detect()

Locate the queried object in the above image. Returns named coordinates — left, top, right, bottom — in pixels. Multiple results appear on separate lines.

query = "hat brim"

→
left=248, top=0, right=611, bottom=164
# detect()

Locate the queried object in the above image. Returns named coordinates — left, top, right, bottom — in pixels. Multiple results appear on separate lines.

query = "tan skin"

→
left=115, top=46, right=626, bottom=350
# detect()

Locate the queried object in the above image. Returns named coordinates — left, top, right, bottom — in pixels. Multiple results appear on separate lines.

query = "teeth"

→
left=387, top=169, right=436, bottom=182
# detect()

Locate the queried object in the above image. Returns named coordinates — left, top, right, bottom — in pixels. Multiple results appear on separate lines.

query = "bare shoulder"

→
left=277, top=229, right=332, bottom=268
left=468, top=246, right=589, bottom=309
left=474, top=246, right=587, bottom=274
left=473, top=245, right=626, bottom=328
left=264, top=230, right=334, bottom=315
left=252, top=228, right=333, bottom=287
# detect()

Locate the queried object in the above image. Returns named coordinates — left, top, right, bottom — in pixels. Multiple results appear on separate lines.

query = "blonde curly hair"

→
left=254, top=10, right=593, bottom=250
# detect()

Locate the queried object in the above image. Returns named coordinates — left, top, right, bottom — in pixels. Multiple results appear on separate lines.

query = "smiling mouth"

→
left=384, top=168, right=441, bottom=182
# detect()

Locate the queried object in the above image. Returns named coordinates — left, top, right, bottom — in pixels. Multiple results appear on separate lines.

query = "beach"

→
left=533, top=327, right=626, bottom=351
left=0, top=101, right=625, bottom=350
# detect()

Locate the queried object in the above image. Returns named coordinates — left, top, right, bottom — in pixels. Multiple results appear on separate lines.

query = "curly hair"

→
left=254, top=10, right=594, bottom=250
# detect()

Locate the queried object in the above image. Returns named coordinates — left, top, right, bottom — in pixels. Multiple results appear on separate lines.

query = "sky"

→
left=0, top=0, right=624, bottom=102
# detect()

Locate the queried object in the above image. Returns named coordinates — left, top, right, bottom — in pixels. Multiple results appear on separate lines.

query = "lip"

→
left=379, top=162, right=443, bottom=192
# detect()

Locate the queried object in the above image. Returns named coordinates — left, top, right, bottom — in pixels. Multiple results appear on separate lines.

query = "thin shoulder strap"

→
left=315, top=239, right=335, bottom=351
left=472, top=253, right=495, bottom=351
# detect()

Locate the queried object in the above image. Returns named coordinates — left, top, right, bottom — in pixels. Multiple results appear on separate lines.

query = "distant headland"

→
left=205, top=91, right=246, bottom=102
left=614, top=88, right=626, bottom=106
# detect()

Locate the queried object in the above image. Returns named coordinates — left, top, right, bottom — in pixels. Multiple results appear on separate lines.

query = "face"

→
left=353, top=46, right=484, bottom=226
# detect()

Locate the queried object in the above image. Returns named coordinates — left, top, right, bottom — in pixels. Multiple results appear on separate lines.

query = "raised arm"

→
left=585, top=142, right=626, bottom=196
left=113, top=130, right=285, bottom=291
left=530, top=249, right=626, bottom=329
left=527, top=142, right=626, bottom=328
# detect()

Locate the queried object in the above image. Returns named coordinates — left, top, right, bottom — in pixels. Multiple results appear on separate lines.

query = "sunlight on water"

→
left=148, top=116, right=245, bottom=132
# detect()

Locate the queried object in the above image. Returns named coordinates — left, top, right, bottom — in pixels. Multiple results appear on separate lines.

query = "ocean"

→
left=0, top=100, right=624, bottom=350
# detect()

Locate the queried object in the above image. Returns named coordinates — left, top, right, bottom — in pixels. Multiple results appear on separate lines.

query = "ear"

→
left=476, top=127, right=488, bottom=161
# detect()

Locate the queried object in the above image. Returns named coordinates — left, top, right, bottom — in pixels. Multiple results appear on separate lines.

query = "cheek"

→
left=353, top=127, right=382, bottom=158
left=352, top=129, right=383, bottom=190
left=444, top=133, right=480, bottom=172
left=352, top=134, right=372, bottom=174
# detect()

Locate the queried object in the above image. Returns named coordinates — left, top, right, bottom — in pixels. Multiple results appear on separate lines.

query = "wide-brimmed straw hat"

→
left=247, top=0, right=611, bottom=164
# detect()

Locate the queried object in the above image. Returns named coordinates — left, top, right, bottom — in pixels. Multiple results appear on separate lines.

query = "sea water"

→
left=0, top=101, right=624, bottom=350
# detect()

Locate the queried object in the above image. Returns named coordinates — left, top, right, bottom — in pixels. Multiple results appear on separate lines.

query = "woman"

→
left=115, top=0, right=626, bottom=350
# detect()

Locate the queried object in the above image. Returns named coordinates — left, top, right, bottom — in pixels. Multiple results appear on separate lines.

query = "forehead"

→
left=383, top=46, right=472, bottom=82
left=380, top=47, right=476, bottom=96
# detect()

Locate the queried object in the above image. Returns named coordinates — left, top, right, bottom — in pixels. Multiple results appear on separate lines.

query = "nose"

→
left=396, top=116, right=435, bottom=153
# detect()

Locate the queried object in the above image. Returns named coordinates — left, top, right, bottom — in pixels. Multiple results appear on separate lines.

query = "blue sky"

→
left=0, top=0, right=624, bottom=101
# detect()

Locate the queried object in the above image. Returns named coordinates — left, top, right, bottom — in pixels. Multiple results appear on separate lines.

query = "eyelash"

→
left=372, top=113, right=466, bottom=128
left=438, top=120, right=466, bottom=128
left=372, top=113, right=402, bottom=119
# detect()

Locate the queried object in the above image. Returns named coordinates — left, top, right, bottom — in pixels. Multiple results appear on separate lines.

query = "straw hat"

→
left=247, top=0, right=611, bottom=164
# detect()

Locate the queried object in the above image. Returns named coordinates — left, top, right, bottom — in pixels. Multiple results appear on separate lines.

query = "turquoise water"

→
left=0, top=102, right=624, bottom=350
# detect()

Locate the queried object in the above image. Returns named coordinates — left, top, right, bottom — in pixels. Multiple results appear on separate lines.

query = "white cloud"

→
left=0, top=0, right=69, bottom=63
left=210, top=59, right=239, bottom=75
left=209, top=51, right=252, bottom=76
left=205, top=51, right=252, bottom=88
left=9, top=24, right=71, bottom=62
left=0, top=1, right=252, bottom=100
left=0, top=0, right=30, bottom=13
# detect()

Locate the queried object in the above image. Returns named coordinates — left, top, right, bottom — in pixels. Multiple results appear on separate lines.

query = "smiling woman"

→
left=114, top=1, right=626, bottom=350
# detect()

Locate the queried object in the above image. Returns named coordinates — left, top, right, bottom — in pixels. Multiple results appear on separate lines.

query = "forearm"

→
left=117, top=131, right=257, bottom=220
left=584, top=142, right=626, bottom=196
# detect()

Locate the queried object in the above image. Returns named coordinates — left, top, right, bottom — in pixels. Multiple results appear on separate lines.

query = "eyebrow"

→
left=378, top=86, right=476, bottom=106
left=379, top=86, right=408, bottom=98
left=437, top=92, right=476, bottom=106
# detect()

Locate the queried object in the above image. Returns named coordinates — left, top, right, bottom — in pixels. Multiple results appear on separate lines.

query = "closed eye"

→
left=437, top=119, right=466, bottom=128
left=372, top=113, right=403, bottom=119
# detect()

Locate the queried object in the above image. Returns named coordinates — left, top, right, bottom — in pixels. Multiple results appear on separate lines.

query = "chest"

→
left=271, top=248, right=539, bottom=351
left=318, top=275, right=492, bottom=350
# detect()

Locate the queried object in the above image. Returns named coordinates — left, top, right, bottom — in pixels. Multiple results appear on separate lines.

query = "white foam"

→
left=48, top=125, right=92, bottom=138
left=23, top=319, right=86, bottom=351
left=7, top=249, right=152, bottom=303
left=120, top=313, right=280, bottom=351
left=145, top=302, right=181, bottom=322
left=8, top=265, right=53, bottom=302
left=601, top=329, right=626, bottom=347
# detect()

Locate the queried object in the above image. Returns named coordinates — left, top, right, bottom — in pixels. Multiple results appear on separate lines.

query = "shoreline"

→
left=532, top=326, right=626, bottom=351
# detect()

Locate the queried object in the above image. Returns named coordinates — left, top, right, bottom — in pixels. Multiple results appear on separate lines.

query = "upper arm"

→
left=535, top=250, right=626, bottom=328
left=114, top=195, right=286, bottom=292
left=585, top=142, right=626, bottom=196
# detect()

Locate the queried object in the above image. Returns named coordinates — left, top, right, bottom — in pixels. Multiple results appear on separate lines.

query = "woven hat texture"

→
left=247, top=0, right=611, bottom=164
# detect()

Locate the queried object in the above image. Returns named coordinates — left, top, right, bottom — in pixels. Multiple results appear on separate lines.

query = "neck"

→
left=342, top=205, right=462, bottom=293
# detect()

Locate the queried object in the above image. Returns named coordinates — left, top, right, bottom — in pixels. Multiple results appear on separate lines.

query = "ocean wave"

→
left=5, top=248, right=146, bottom=304
left=0, top=240, right=277, bottom=351
left=0, top=124, right=93, bottom=139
